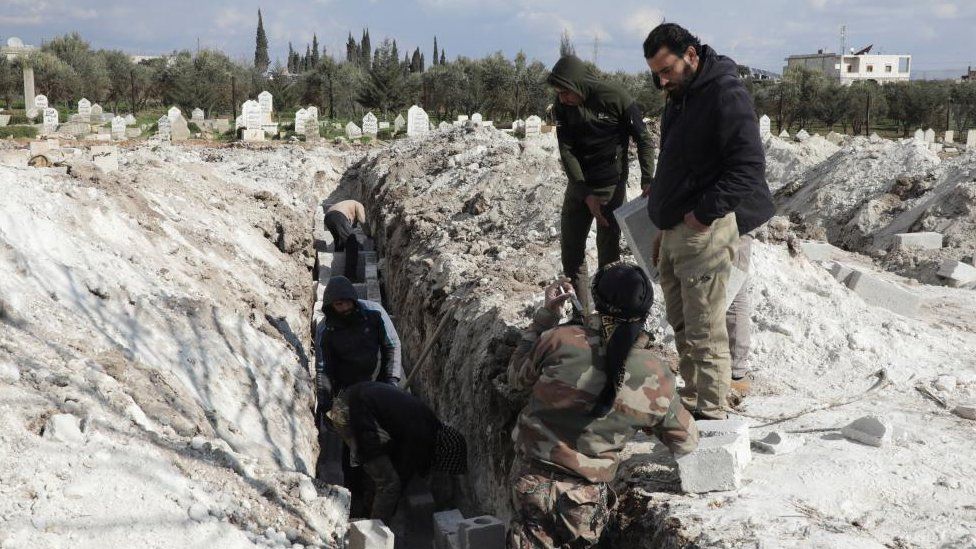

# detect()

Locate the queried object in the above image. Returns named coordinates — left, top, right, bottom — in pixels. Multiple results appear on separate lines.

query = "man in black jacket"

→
left=313, top=276, right=403, bottom=501
left=548, top=55, right=656, bottom=311
left=643, top=23, right=774, bottom=420
left=328, top=382, right=467, bottom=522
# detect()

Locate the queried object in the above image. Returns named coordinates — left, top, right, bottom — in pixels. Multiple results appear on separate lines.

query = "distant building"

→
left=743, top=67, right=781, bottom=82
left=784, top=46, right=911, bottom=85
left=962, top=66, right=976, bottom=82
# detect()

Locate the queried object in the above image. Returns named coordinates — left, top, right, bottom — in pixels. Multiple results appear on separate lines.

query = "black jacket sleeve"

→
left=624, top=103, right=656, bottom=189
left=693, top=78, right=766, bottom=225
left=554, top=103, right=586, bottom=186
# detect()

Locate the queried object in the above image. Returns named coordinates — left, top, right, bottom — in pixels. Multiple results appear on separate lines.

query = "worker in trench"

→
left=506, top=263, right=699, bottom=548
left=313, top=275, right=403, bottom=515
left=643, top=23, right=774, bottom=419
left=548, top=54, right=656, bottom=314
left=325, top=381, right=468, bottom=522
left=323, top=199, right=367, bottom=281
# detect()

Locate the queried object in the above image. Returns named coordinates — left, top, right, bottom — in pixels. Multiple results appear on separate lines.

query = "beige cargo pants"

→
left=657, top=213, right=739, bottom=420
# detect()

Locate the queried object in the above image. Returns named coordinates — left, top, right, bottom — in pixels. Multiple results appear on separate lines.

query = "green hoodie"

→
left=548, top=55, right=655, bottom=192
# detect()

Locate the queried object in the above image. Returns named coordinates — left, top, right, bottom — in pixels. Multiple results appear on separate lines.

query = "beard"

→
left=666, top=63, right=697, bottom=98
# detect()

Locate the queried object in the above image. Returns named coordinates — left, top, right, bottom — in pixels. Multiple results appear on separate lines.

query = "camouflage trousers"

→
left=507, top=459, right=616, bottom=549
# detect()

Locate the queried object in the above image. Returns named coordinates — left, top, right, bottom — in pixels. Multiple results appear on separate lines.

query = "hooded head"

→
left=323, top=276, right=358, bottom=317
left=589, top=262, right=654, bottom=417
left=548, top=55, right=595, bottom=106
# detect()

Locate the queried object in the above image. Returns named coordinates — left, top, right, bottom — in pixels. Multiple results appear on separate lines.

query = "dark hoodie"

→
left=314, top=276, right=402, bottom=395
left=548, top=56, right=656, bottom=192
left=648, top=45, right=774, bottom=235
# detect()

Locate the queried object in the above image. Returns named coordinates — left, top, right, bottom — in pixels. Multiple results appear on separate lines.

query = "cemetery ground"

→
left=0, top=125, right=975, bottom=548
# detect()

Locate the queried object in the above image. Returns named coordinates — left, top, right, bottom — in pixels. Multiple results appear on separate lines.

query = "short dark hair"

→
left=643, top=23, right=701, bottom=59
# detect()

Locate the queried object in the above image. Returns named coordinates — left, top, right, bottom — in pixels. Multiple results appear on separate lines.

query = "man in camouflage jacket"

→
left=506, top=264, right=698, bottom=548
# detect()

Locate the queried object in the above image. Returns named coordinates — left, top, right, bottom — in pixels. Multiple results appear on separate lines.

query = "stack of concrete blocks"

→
left=347, top=519, right=394, bottom=549
left=892, top=232, right=943, bottom=251
left=330, top=251, right=380, bottom=301
left=823, top=261, right=921, bottom=316
left=676, top=418, right=751, bottom=493
left=434, top=511, right=505, bottom=549
left=615, top=196, right=747, bottom=309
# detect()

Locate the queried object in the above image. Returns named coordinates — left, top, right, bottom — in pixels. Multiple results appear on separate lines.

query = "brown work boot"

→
left=728, top=375, right=752, bottom=408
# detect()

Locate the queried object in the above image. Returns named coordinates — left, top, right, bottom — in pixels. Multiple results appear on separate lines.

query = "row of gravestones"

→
left=341, top=108, right=544, bottom=140
left=759, top=113, right=976, bottom=149
left=31, top=94, right=142, bottom=140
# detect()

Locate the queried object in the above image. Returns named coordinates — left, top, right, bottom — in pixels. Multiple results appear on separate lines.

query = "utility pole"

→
left=231, top=76, right=237, bottom=121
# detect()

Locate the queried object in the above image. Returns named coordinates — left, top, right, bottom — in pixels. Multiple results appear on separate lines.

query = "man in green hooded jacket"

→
left=548, top=55, right=656, bottom=311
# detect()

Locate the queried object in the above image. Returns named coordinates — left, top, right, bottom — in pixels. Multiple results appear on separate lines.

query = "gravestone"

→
left=924, top=128, right=935, bottom=144
left=759, top=115, right=771, bottom=136
left=243, top=100, right=261, bottom=130
left=111, top=116, right=126, bottom=140
left=42, top=107, right=58, bottom=134
left=362, top=112, right=378, bottom=136
left=778, top=129, right=789, bottom=138
left=211, top=119, right=230, bottom=134
left=294, top=108, right=308, bottom=135
left=512, top=119, right=524, bottom=131
left=457, top=115, right=469, bottom=123
left=167, top=106, right=181, bottom=125
left=307, top=106, right=318, bottom=120
left=258, top=91, right=273, bottom=124
left=124, top=114, right=136, bottom=125
left=157, top=115, right=171, bottom=139
left=795, top=129, right=810, bottom=142
left=968, top=129, right=976, bottom=150
left=471, top=113, right=483, bottom=126
left=524, top=115, right=542, bottom=136
left=235, top=114, right=244, bottom=130
left=34, top=94, right=48, bottom=110
left=191, top=108, right=205, bottom=121
left=407, top=105, right=429, bottom=137
left=378, top=121, right=390, bottom=130
left=914, top=129, right=924, bottom=142
left=242, top=129, right=264, bottom=142
left=394, top=114, right=405, bottom=133
left=304, top=117, right=320, bottom=141
left=345, top=121, right=362, bottom=139
left=78, top=98, right=92, bottom=121
left=944, top=130, right=954, bottom=144
left=438, top=121, right=452, bottom=131
left=171, top=115, right=190, bottom=141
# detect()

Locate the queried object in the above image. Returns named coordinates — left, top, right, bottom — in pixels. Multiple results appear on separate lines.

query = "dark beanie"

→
left=589, top=263, right=653, bottom=417
left=322, top=276, right=358, bottom=311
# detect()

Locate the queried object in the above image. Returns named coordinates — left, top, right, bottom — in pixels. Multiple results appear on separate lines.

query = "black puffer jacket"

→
left=648, top=45, right=774, bottom=235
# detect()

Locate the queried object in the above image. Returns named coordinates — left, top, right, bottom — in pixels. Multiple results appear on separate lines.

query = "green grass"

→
left=0, top=126, right=38, bottom=139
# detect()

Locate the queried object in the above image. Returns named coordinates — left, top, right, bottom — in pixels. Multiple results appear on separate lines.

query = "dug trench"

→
left=322, top=128, right=691, bottom=546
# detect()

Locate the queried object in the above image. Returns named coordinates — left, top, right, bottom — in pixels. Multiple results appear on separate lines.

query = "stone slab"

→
left=798, top=239, right=842, bottom=262
left=892, top=232, right=943, bottom=251
left=457, top=515, right=505, bottom=549
left=91, top=145, right=119, bottom=173
left=676, top=432, right=746, bottom=493
left=44, top=413, right=84, bottom=444
left=614, top=196, right=659, bottom=282
left=936, top=260, right=976, bottom=287
left=845, top=270, right=921, bottom=317
left=825, top=261, right=856, bottom=285
left=347, top=519, right=394, bottom=549
left=841, top=415, right=892, bottom=447
left=242, top=128, right=265, bottom=142
left=695, top=419, right=751, bottom=465
left=752, top=431, right=803, bottom=455
left=434, top=509, right=465, bottom=549
left=952, top=402, right=976, bottom=420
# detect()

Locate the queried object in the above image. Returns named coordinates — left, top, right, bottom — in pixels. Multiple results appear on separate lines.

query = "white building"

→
left=785, top=48, right=911, bottom=85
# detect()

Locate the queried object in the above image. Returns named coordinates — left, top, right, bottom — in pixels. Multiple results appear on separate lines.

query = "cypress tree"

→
left=433, top=36, right=439, bottom=66
left=346, top=32, right=357, bottom=63
left=311, top=34, right=320, bottom=66
left=361, top=29, right=372, bottom=69
left=420, top=52, right=425, bottom=73
left=254, top=9, right=270, bottom=72
left=440, top=50, right=446, bottom=65
left=410, top=48, right=421, bottom=73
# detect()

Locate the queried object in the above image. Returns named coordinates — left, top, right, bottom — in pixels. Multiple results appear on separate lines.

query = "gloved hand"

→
left=315, top=390, right=333, bottom=428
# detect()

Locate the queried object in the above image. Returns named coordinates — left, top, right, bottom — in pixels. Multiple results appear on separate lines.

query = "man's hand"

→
left=641, top=185, right=651, bottom=197
left=544, top=277, right=575, bottom=315
left=684, top=211, right=710, bottom=233
left=652, top=232, right=663, bottom=266
left=585, top=195, right=610, bottom=228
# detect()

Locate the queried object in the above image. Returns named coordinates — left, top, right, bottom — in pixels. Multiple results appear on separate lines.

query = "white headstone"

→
left=512, top=119, right=524, bottom=131
left=967, top=129, right=976, bottom=150
left=471, top=113, right=483, bottom=125
left=34, top=94, right=48, bottom=110
left=294, top=108, right=308, bottom=135
left=457, top=115, right=469, bottom=123
left=914, top=129, right=925, bottom=142
left=924, top=128, right=935, bottom=144
left=78, top=98, right=92, bottom=121
left=394, top=114, right=406, bottom=133
left=346, top=122, right=362, bottom=139
left=304, top=117, right=320, bottom=141
left=157, top=115, right=171, bottom=139
left=258, top=91, right=273, bottom=124
left=362, top=112, right=378, bottom=136
left=235, top=114, right=244, bottom=130
left=243, top=100, right=261, bottom=130
left=524, top=115, right=542, bottom=136
left=42, top=107, right=58, bottom=134
left=191, top=108, right=205, bottom=121
left=378, top=121, right=390, bottom=130
left=944, top=130, right=954, bottom=144
left=779, top=129, right=789, bottom=139
left=124, top=114, right=136, bottom=125
left=167, top=106, right=181, bottom=125
left=438, top=121, right=452, bottom=131
left=90, top=104, right=103, bottom=120
left=306, top=106, right=318, bottom=120
left=759, top=115, right=771, bottom=136
left=111, top=116, right=126, bottom=140
left=407, top=105, right=429, bottom=137
left=795, top=129, right=810, bottom=142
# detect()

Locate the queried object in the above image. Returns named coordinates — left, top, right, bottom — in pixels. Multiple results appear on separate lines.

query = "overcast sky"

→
left=2, top=0, right=974, bottom=77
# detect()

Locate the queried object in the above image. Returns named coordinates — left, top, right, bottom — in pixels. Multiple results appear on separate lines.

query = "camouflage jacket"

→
left=507, top=307, right=699, bottom=483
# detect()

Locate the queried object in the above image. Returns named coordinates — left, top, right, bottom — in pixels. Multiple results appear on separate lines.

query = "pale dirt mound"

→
left=764, top=134, right=840, bottom=193
left=0, top=143, right=355, bottom=548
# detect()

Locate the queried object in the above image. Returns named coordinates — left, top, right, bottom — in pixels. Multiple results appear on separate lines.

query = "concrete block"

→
left=242, top=128, right=265, bottom=142
left=44, top=414, right=84, bottom=444
left=613, top=196, right=659, bottom=282
left=695, top=419, right=751, bottom=465
left=892, top=232, right=943, bottom=251
left=936, top=260, right=976, bottom=287
left=952, top=402, right=976, bottom=420
left=676, top=432, right=746, bottom=492
left=845, top=270, right=921, bottom=317
left=353, top=283, right=367, bottom=299
left=365, top=263, right=379, bottom=280
left=332, top=251, right=375, bottom=281
left=366, top=281, right=382, bottom=302
left=457, top=515, right=506, bottom=549
left=434, top=510, right=465, bottom=549
left=798, top=239, right=841, bottom=262
left=752, top=431, right=803, bottom=455
left=347, top=519, right=394, bottom=549
left=842, top=415, right=892, bottom=447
